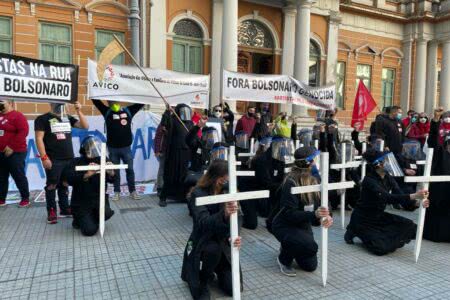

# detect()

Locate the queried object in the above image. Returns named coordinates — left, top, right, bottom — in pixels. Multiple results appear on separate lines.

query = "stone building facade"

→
left=1, top=0, right=450, bottom=124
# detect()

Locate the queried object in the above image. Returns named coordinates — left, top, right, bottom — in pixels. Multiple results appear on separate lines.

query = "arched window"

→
left=309, top=40, right=321, bottom=87
left=172, top=19, right=203, bottom=74
left=238, top=20, right=274, bottom=49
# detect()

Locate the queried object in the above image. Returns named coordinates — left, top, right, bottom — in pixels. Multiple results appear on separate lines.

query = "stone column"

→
left=280, top=4, right=297, bottom=115
left=413, top=39, right=427, bottom=112
left=440, top=40, right=450, bottom=110
left=221, top=0, right=238, bottom=112
left=425, top=41, right=438, bottom=114
left=400, top=39, right=412, bottom=111
left=149, top=0, right=166, bottom=69
left=129, top=0, right=140, bottom=63
left=293, top=0, right=314, bottom=116
left=326, top=11, right=341, bottom=85
left=210, top=0, right=223, bottom=109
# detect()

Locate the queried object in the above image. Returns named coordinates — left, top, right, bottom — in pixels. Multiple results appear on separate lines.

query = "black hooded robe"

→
left=346, top=171, right=417, bottom=256
left=161, top=105, right=193, bottom=201
left=423, top=145, right=450, bottom=242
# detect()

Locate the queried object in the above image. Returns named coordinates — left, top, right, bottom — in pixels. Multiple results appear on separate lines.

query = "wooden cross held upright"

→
left=404, top=147, right=450, bottom=262
left=195, top=146, right=270, bottom=300
left=330, top=143, right=362, bottom=229
left=75, top=143, right=128, bottom=237
left=291, top=152, right=355, bottom=287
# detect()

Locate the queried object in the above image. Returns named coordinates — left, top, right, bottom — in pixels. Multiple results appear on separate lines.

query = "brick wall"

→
left=0, top=0, right=131, bottom=119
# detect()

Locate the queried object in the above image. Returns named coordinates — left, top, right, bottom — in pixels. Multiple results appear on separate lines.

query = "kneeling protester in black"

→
left=345, top=149, right=429, bottom=255
left=64, top=136, right=115, bottom=236
left=272, top=147, right=333, bottom=277
left=181, top=160, right=242, bottom=300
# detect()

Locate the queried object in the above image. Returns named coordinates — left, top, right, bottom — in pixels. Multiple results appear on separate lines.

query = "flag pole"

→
left=112, top=35, right=189, bottom=132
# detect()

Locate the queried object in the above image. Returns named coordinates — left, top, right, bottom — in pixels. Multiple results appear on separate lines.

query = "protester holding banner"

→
left=0, top=100, right=30, bottom=207
left=273, top=112, right=291, bottom=138
left=92, top=100, right=144, bottom=201
left=181, top=160, right=241, bottom=300
left=160, top=104, right=194, bottom=207
left=35, top=102, right=88, bottom=224
left=64, top=136, right=115, bottom=236
left=272, top=147, right=332, bottom=277
left=345, top=149, right=429, bottom=256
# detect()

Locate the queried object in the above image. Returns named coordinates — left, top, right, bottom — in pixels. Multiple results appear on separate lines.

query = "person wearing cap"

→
left=92, top=100, right=144, bottom=201
left=35, top=102, right=88, bottom=224
left=272, top=147, right=332, bottom=277
left=344, top=149, right=429, bottom=256
left=64, top=136, right=115, bottom=236
left=0, top=100, right=30, bottom=207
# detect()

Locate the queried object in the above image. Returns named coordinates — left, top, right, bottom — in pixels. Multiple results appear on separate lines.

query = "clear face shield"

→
left=402, top=140, right=424, bottom=161
left=374, top=152, right=404, bottom=177
left=255, top=136, right=272, bottom=152
left=272, top=138, right=295, bottom=163
left=178, top=106, right=192, bottom=121
left=203, top=128, right=220, bottom=149
left=210, top=146, right=228, bottom=163
left=235, top=132, right=249, bottom=149
left=82, top=136, right=102, bottom=159
left=337, top=142, right=356, bottom=163
left=51, top=103, right=65, bottom=116
left=297, top=129, right=313, bottom=147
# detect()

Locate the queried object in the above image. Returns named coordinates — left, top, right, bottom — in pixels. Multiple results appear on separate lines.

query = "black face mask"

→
left=248, top=112, right=254, bottom=118
left=0, top=103, right=5, bottom=112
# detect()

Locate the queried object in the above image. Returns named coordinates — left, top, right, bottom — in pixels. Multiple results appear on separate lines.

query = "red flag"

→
left=351, top=81, right=377, bottom=131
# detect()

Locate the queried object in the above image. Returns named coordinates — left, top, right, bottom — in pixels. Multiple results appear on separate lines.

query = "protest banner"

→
left=88, top=59, right=209, bottom=109
left=223, top=70, right=336, bottom=110
left=0, top=53, right=79, bottom=103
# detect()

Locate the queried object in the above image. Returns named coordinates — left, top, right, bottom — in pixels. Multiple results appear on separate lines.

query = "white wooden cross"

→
left=330, top=143, right=362, bottom=229
left=75, top=143, right=128, bottom=237
left=404, top=147, right=450, bottom=262
left=291, top=152, right=355, bottom=287
left=196, top=146, right=270, bottom=300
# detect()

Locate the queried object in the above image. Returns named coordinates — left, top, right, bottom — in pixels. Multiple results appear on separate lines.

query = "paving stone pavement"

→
left=1, top=195, right=450, bottom=300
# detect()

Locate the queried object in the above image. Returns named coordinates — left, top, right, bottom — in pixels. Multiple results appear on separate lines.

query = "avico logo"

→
left=92, top=64, right=119, bottom=90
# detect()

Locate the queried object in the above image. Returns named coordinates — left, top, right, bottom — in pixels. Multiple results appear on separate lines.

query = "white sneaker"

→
left=131, top=191, right=142, bottom=200
left=111, top=193, right=120, bottom=201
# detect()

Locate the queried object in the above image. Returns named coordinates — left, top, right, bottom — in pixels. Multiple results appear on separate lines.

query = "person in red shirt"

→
left=0, top=100, right=30, bottom=207
left=235, top=106, right=257, bottom=137
left=407, top=112, right=430, bottom=146
left=402, top=110, right=416, bottom=128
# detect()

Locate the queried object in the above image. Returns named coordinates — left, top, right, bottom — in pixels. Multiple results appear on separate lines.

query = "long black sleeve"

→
left=186, top=125, right=202, bottom=150
left=128, top=103, right=145, bottom=117
left=189, top=194, right=229, bottom=239
left=279, top=179, right=317, bottom=227
left=64, top=160, right=86, bottom=186
left=428, top=120, right=440, bottom=148
left=92, top=100, right=109, bottom=116
left=351, top=130, right=363, bottom=154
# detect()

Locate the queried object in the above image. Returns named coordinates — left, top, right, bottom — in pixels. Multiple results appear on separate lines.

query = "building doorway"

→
left=237, top=20, right=278, bottom=116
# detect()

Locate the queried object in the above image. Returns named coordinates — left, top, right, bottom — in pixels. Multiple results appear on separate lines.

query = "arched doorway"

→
left=237, top=20, right=277, bottom=114
left=309, top=40, right=321, bottom=87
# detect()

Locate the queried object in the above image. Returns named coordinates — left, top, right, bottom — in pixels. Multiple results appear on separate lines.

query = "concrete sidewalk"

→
left=0, top=196, right=449, bottom=300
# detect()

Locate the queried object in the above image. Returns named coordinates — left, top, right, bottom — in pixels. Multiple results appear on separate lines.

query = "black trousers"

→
left=200, top=240, right=232, bottom=297
left=73, top=207, right=114, bottom=237
left=0, top=152, right=29, bottom=201
left=45, top=159, right=71, bottom=212
left=278, top=229, right=318, bottom=272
